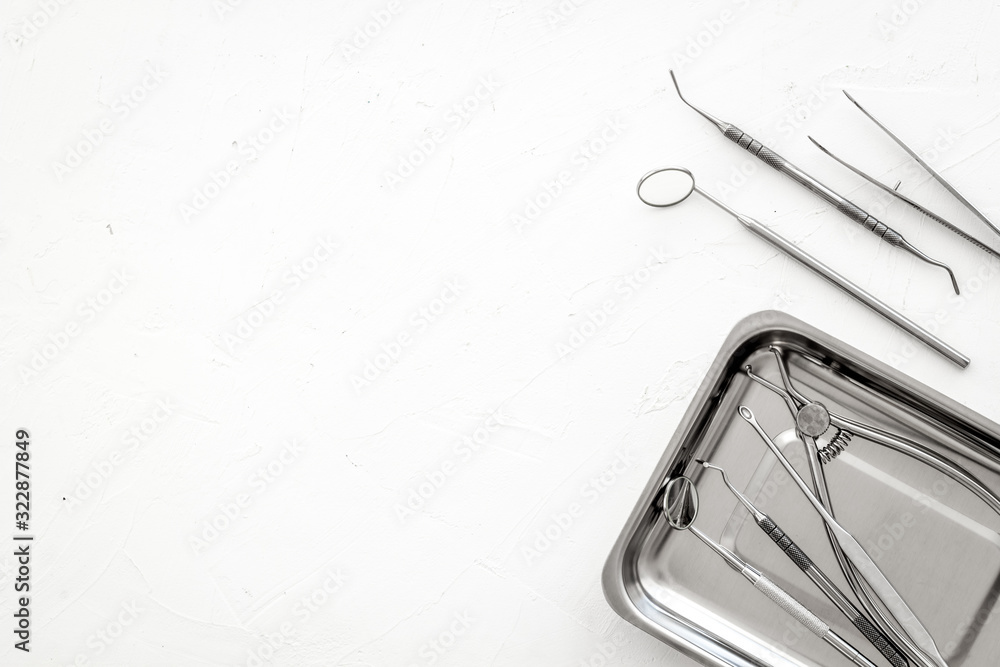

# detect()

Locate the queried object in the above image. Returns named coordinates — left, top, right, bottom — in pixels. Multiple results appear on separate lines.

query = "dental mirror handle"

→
left=739, top=406, right=950, bottom=667
left=687, top=527, right=878, bottom=667
left=755, top=513, right=909, bottom=667
left=694, top=186, right=970, bottom=368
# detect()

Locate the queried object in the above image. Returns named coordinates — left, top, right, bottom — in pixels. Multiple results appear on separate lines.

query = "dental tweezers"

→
left=841, top=91, right=1000, bottom=242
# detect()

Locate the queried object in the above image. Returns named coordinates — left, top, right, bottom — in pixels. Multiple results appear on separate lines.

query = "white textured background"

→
left=3, top=1, right=1000, bottom=665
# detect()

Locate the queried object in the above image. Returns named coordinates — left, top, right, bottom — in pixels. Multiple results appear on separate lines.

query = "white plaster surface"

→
left=3, top=0, right=1000, bottom=665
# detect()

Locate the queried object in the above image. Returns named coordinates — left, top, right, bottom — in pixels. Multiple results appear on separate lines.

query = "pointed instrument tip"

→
left=668, top=69, right=681, bottom=95
left=807, top=135, right=829, bottom=154
left=947, top=267, right=961, bottom=296
left=842, top=90, right=862, bottom=108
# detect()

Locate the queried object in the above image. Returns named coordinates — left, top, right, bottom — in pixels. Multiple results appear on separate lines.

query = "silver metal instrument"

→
left=746, top=346, right=1000, bottom=511
left=636, top=166, right=971, bottom=368
left=745, top=345, right=1000, bottom=667
left=842, top=91, right=1000, bottom=241
left=661, top=475, right=879, bottom=667
left=739, top=405, right=951, bottom=667
left=697, top=459, right=909, bottom=667
left=669, top=70, right=961, bottom=295
left=808, top=136, right=1000, bottom=261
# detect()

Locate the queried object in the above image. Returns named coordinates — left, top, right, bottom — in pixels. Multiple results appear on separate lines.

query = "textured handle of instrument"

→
left=722, top=124, right=905, bottom=246
left=852, top=615, right=909, bottom=667
left=754, top=575, right=829, bottom=638
left=722, top=125, right=786, bottom=170
left=757, top=515, right=813, bottom=571
left=835, top=200, right=904, bottom=245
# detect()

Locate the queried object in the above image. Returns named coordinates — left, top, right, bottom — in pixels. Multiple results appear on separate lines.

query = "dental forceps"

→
left=745, top=346, right=1000, bottom=667
left=745, top=346, right=1000, bottom=510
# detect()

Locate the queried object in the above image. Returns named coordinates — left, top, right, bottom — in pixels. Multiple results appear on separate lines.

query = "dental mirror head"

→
left=637, top=167, right=696, bottom=207
left=661, top=475, right=699, bottom=530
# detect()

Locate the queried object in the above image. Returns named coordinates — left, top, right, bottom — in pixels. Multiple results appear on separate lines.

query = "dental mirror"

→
left=632, top=165, right=971, bottom=368
left=636, top=167, right=696, bottom=207
left=661, top=475, right=699, bottom=530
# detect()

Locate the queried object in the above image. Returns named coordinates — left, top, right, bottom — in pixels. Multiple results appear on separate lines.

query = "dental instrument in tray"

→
left=738, top=405, right=952, bottom=667
left=661, top=475, right=879, bottom=667
left=743, top=345, right=1000, bottom=667
left=603, top=312, right=1000, bottom=667
left=668, top=70, right=961, bottom=295
left=696, top=459, right=910, bottom=667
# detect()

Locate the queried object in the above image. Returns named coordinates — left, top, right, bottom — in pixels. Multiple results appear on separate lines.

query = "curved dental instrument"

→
left=696, top=459, right=909, bottom=667
left=808, top=136, right=1000, bottom=261
left=842, top=90, right=1000, bottom=241
left=668, top=70, right=961, bottom=295
left=636, top=167, right=970, bottom=368
left=738, top=405, right=951, bottom=667
left=661, top=475, right=879, bottom=667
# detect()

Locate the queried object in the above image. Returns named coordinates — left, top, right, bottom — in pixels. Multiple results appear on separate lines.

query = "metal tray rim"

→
left=601, top=310, right=1000, bottom=667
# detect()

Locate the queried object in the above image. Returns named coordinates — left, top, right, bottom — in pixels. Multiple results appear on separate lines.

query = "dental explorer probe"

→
left=739, top=406, right=950, bottom=667
left=669, top=70, right=961, bottom=295
left=697, top=460, right=909, bottom=667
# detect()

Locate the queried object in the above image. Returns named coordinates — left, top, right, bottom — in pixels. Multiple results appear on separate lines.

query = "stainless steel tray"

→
left=603, top=311, right=1000, bottom=667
